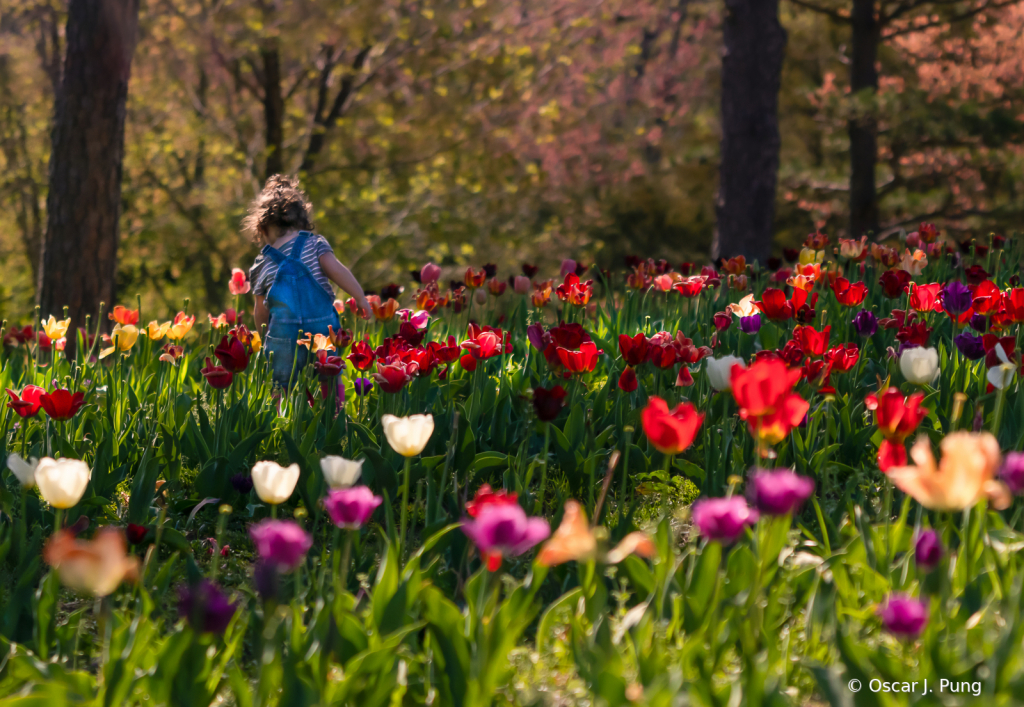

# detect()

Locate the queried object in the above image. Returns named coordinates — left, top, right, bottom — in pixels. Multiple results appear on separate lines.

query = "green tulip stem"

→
left=399, top=456, right=413, bottom=559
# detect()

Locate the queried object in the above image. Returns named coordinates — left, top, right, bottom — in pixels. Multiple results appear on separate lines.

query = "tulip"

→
left=969, top=313, right=988, bottom=332
left=324, top=486, right=382, bottom=529
left=179, top=579, right=237, bottom=634
left=899, top=346, right=939, bottom=385
left=229, top=268, right=251, bottom=296
left=249, top=520, right=312, bottom=570
left=381, top=413, right=434, bottom=457
left=39, top=389, right=86, bottom=421
left=166, top=312, right=195, bottom=340
left=126, top=523, right=149, bottom=545
left=641, top=397, right=704, bottom=455
left=34, top=457, right=91, bottom=509
left=109, top=306, right=140, bottom=326
left=877, top=595, right=928, bottom=637
left=251, top=461, right=300, bottom=506
left=739, top=314, right=762, bottom=334
left=532, top=385, right=567, bottom=421
left=731, top=359, right=809, bottom=446
left=214, top=335, right=250, bottom=372
left=560, top=259, right=577, bottom=277
left=749, top=469, right=814, bottom=515
left=1000, top=452, right=1024, bottom=494
left=914, top=530, right=943, bottom=571
left=461, top=502, right=550, bottom=571
left=706, top=355, right=744, bottom=391
left=43, top=527, right=139, bottom=596
left=230, top=473, right=255, bottom=494
left=420, top=262, right=442, bottom=284
left=691, top=496, right=758, bottom=544
left=887, top=432, right=1011, bottom=511
left=986, top=343, right=1016, bottom=390
left=320, top=456, right=363, bottom=489
left=852, top=310, right=877, bottom=337
left=201, top=357, right=233, bottom=389
left=6, top=385, right=45, bottom=418
left=7, top=453, right=38, bottom=488
left=513, top=275, right=531, bottom=295
left=41, top=315, right=71, bottom=340
left=145, top=320, right=171, bottom=341
left=865, top=388, right=928, bottom=471
left=954, top=332, right=985, bottom=360
left=940, top=280, right=972, bottom=315
left=465, top=484, right=519, bottom=518
left=618, top=366, right=638, bottom=392
left=99, top=323, right=139, bottom=359
left=353, top=377, right=373, bottom=396
left=536, top=500, right=597, bottom=566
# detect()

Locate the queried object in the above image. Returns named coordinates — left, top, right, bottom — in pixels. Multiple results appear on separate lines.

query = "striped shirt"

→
left=249, top=234, right=335, bottom=298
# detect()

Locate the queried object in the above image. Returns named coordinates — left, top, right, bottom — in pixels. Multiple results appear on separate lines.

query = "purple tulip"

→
left=462, top=503, right=550, bottom=571
left=560, top=259, right=577, bottom=278
left=231, top=472, right=254, bottom=494
left=852, top=310, right=878, bottom=337
left=941, top=281, right=973, bottom=315
left=954, top=332, right=986, bottom=360
left=914, top=530, right=944, bottom=571
left=1000, top=452, right=1024, bottom=494
left=739, top=314, right=762, bottom=335
left=353, top=378, right=373, bottom=396
left=324, top=486, right=383, bottom=529
left=749, top=469, right=814, bottom=515
left=877, top=594, right=929, bottom=637
left=526, top=323, right=547, bottom=352
left=179, top=579, right=237, bottom=634
left=249, top=520, right=312, bottom=570
left=969, top=313, right=988, bottom=333
left=691, top=496, right=758, bottom=544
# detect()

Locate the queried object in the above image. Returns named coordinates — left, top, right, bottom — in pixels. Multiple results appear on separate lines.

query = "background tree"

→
left=38, top=0, right=139, bottom=326
left=713, top=0, right=787, bottom=264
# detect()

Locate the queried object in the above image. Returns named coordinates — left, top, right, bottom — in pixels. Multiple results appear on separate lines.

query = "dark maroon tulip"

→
left=214, top=335, right=250, bottom=372
left=201, top=357, right=233, bottom=389
left=532, top=385, right=567, bottom=422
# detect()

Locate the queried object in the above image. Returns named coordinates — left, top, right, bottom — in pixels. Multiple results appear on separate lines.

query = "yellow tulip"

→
left=798, top=247, right=824, bottom=265
left=99, top=324, right=139, bottom=359
left=41, top=315, right=71, bottom=340
left=166, top=313, right=195, bottom=341
left=249, top=330, right=262, bottom=353
left=146, top=320, right=171, bottom=340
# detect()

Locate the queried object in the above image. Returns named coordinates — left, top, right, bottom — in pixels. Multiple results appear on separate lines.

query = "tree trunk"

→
left=262, top=40, right=284, bottom=179
left=848, top=0, right=879, bottom=238
left=713, top=0, right=786, bottom=265
left=39, top=0, right=139, bottom=332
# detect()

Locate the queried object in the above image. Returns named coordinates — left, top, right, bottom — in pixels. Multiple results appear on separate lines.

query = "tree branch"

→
left=787, top=0, right=851, bottom=23
left=884, top=0, right=1022, bottom=37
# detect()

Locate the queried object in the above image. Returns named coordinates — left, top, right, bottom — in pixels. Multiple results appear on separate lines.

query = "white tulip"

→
left=381, top=414, right=434, bottom=457
left=986, top=344, right=1016, bottom=391
left=251, top=460, right=300, bottom=505
left=35, top=457, right=91, bottom=509
left=320, top=456, right=363, bottom=489
left=7, top=453, right=38, bottom=488
left=706, top=355, right=745, bottom=391
left=900, top=346, right=939, bottom=386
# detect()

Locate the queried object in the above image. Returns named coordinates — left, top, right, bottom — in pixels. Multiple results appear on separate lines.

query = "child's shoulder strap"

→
left=261, top=244, right=288, bottom=265
left=289, top=232, right=312, bottom=259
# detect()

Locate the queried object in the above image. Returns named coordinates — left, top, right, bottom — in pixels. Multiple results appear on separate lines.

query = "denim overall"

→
left=262, top=233, right=340, bottom=387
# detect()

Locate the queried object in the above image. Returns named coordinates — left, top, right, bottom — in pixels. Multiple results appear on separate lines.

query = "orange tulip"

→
left=43, top=527, right=140, bottom=596
left=109, top=305, right=140, bottom=326
left=537, top=500, right=596, bottom=566
left=166, top=312, right=195, bottom=340
left=887, top=432, right=1011, bottom=511
left=145, top=320, right=171, bottom=340
left=370, top=296, right=399, bottom=322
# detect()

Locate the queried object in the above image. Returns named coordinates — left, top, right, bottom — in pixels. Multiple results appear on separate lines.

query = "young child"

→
left=245, top=175, right=371, bottom=387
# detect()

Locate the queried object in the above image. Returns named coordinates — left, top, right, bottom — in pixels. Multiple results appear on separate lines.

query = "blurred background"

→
left=0, top=0, right=1022, bottom=323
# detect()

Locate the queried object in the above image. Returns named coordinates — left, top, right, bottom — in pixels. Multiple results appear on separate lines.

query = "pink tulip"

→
left=229, top=268, right=251, bottom=295
left=420, top=262, right=442, bottom=284
left=514, top=276, right=531, bottom=295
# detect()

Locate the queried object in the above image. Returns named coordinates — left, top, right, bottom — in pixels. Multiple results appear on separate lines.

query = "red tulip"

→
left=465, top=484, right=519, bottom=518
left=641, top=397, right=704, bottom=455
left=1001, top=289, right=1024, bottom=323
left=823, top=344, right=859, bottom=373
left=793, top=325, right=830, bottom=358
left=461, top=330, right=503, bottom=360
left=618, top=333, right=649, bottom=367
left=373, top=361, right=411, bottom=393
left=878, top=270, right=911, bottom=299
left=713, top=311, right=732, bottom=331
left=756, top=287, right=808, bottom=321
left=907, top=283, right=943, bottom=313
left=428, top=336, right=461, bottom=364
left=39, top=389, right=86, bottom=421
left=675, top=366, right=695, bottom=387
left=896, top=321, right=933, bottom=348
left=201, top=357, right=233, bottom=389
left=618, top=366, right=639, bottom=392
left=532, top=385, right=567, bottom=421
left=214, top=335, right=250, bottom=373
left=865, top=388, right=928, bottom=471
left=346, top=340, right=376, bottom=371
left=971, top=280, right=1001, bottom=315
left=6, top=385, right=45, bottom=418
left=109, top=305, right=140, bottom=326
left=831, top=277, right=867, bottom=307
left=731, top=359, right=808, bottom=445
left=673, top=275, right=707, bottom=298
left=314, top=350, right=344, bottom=377
left=556, top=341, right=602, bottom=374
left=555, top=273, right=593, bottom=306
left=982, top=334, right=1015, bottom=368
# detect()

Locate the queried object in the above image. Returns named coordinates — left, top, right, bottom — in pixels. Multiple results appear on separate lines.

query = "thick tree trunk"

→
left=262, top=41, right=284, bottom=179
left=39, top=0, right=139, bottom=331
left=848, top=0, right=879, bottom=238
left=713, top=0, right=786, bottom=265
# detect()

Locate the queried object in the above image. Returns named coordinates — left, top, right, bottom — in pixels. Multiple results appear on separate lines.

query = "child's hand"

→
left=357, top=296, right=372, bottom=319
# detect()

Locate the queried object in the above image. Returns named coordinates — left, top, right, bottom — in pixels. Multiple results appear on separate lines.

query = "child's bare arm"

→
left=255, top=295, right=270, bottom=330
left=320, top=253, right=371, bottom=316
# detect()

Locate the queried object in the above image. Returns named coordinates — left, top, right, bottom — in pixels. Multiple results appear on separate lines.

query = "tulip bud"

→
left=381, top=413, right=435, bottom=457
left=706, top=355, right=744, bottom=391
left=420, top=262, right=441, bottom=284
left=320, top=456, right=363, bottom=489
left=513, top=275, right=531, bottom=296
left=899, top=346, right=939, bottom=386
left=914, top=529, right=944, bottom=571
left=251, top=461, right=300, bottom=505
left=474, top=288, right=488, bottom=305
left=35, top=457, right=91, bottom=509
left=560, top=259, right=577, bottom=278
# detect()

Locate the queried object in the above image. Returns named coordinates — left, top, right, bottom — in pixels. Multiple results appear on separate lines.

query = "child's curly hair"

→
left=242, top=175, right=314, bottom=241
